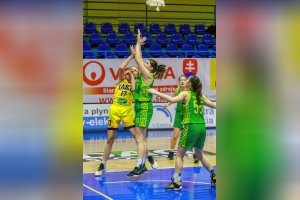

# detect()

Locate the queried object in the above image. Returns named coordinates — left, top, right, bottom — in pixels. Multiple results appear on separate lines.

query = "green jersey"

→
left=134, top=73, right=154, bottom=102
left=182, top=91, right=205, bottom=124
left=175, top=87, right=183, bottom=112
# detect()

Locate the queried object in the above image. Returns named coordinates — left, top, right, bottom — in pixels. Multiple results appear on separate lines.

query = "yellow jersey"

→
left=113, top=79, right=133, bottom=106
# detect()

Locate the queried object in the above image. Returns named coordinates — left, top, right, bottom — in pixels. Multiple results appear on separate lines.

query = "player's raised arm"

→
left=119, top=45, right=135, bottom=81
left=135, top=29, right=152, bottom=81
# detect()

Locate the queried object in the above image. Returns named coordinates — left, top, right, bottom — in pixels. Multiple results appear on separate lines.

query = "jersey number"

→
left=193, top=100, right=203, bottom=114
left=120, top=90, right=127, bottom=97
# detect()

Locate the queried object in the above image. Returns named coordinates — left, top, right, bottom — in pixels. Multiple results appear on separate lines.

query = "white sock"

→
left=173, top=172, right=181, bottom=182
left=136, top=158, right=143, bottom=167
left=102, top=160, right=107, bottom=168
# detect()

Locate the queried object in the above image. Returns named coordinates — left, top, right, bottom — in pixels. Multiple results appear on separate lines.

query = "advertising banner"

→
left=83, top=58, right=216, bottom=131
left=83, top=58, right=216, bottom=103
left=83, top=103, right=216, bottom=131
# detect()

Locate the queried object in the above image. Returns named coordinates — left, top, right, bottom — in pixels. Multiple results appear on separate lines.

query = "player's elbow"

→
left=169, top=99, right=176, bottom=103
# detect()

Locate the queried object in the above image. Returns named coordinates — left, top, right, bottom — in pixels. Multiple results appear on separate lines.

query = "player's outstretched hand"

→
left=147, top=88, right=158, bottom=95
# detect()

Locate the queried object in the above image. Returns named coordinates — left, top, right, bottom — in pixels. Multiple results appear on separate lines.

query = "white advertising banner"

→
left=83, top=103, right=216, bottom=131
left=83, top=58, right=216, bottom=103
left=83, top=58, right=216, bottom=131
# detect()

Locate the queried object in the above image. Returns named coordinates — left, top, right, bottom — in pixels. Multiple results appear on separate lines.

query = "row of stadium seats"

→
left=83, top=41, right=216, bottom=59
left=84, top=22, right=209, bottom=35
left=88, top=32, right=215, bottom=47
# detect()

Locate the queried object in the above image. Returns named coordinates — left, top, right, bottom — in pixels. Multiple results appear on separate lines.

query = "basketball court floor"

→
left=83, top=129, right=216, bottom=200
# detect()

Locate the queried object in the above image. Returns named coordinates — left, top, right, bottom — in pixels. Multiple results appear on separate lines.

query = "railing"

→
left=83, top=50, right=216, bottom=59
left=83, top=0, right=216, bottom=31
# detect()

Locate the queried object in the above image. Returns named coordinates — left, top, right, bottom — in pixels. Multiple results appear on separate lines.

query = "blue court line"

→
left=83, top=183, right=113, bottom=200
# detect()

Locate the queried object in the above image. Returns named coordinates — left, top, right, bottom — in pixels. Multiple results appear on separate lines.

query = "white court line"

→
left=103, top=180, right=211, bottom=185
left=90, top=165, right=212, bottom=173
left=83, top=184, right=113, bottom=200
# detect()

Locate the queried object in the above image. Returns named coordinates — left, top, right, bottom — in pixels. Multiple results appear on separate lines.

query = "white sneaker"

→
left=95, top=163, right=106, bottom=176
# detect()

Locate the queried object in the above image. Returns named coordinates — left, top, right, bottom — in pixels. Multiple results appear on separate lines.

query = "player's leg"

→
left=165, top=146, right=187, bottom=191
left=194, top=123, right=216, bottom=187
left=194, top=148, right=216, bottom=187
left=95, top=129, right=117, bottom=176
left=95, top=105, right=120, bottom=176
left=168, top=127, right=180, bottom=160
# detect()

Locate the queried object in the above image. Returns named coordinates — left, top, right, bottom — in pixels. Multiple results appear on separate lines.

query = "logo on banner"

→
left=183, top=59, right=198, bottom=75
left=83, top=61, right=105, bottom=86
left=153, top=105, right=173, bottom=123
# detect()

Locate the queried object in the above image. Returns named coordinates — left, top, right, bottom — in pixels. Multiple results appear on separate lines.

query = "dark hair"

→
left=189, top=76, right=202, bottom=105
left=178, top=75, right=187, bottom=81
left=148, top=59, right=167, bottom=80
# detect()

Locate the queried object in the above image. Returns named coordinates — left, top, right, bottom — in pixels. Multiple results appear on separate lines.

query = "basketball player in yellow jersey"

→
left=95, top=46, right=145, bottom=176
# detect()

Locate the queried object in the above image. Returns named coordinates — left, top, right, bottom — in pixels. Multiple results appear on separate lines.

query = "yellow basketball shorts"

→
left=108, top=104, right=135, bottom=129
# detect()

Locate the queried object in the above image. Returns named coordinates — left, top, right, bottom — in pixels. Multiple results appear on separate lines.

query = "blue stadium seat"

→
left=89, top=32, right=103, bottom=47
left=149, top=23, right=161, bottom=34
left=142, top=53, right=152, bottom=58
left=165, top=23, right=176, bottom=34
left=166, top=44, right=179, bottom=57
left=197, top=44, right=211, bottom=57
left=83, top=41, right=90, bottom=51
left=83, top=42, right=96, bottom=58
left=84, top=22, right=97, bottom=34
left=181, top=44, right=196, bottom=57
left=202, top=33, right=215, bottom=46
left=141, top=32, right=152, bottom=47
left=156, top=32, right=169, bottom=47
left=115, top=43, right=130, bottom=58
left=134, top=23, right=147, bottom=33
left=212, top=45, right=216, bottom=55
left=179, top=24, right=191, bottom=35
left=118, top=23, right=130, bottom=34
left=170, top=33, right=184, bottom=46
left=101, top=22, right=113, bottom=34
left=186, top=33, right=200, bottom=46
left=194, top=24, right=206, bottom=35
left=97, top=43, right=111, bottom=58
left=106, top=32, right=120, bottom=47
left=122, top=32, right=136, bottom=46
left=149, top=43, right=163, bottom=57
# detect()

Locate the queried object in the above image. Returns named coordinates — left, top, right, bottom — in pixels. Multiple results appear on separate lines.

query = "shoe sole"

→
left=127, top=170, right=148, bottom=178
left=165, top=187, right=182, bottom=191
left=94, top=171, right=105, bottom=177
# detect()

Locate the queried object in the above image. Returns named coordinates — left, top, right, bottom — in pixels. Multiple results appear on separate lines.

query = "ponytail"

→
left=155, top=64, right=167, bottom=80
left=190, top=76, right=202, bottom=105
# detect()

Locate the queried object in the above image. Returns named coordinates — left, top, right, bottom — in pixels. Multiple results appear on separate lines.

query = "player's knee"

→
left=173, top=134, right=179, bottom=140
left=197, top=152, right=204, bottom=160
left=107, top=137, right=115, bottom=145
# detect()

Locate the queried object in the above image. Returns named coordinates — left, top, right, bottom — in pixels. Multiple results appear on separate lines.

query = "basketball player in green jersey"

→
left=148, top=75, right=217, bottom=190
left=164, top=75, right=187, bottom=160
left=127, top=29, right=167, bottom=177
left=164, top=75, right=199, bottom=163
